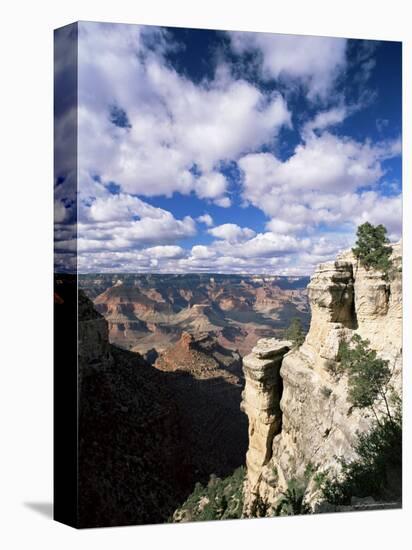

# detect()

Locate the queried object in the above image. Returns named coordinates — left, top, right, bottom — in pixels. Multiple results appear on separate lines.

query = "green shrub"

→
left=173, top=466, right=246, bottom=522
left=352, top=222, right=393, bottom=278
left=284, top=318, right=306, bottom=348
left=274, top=477, right=311, bottom=516
left=317, top=407, right=402, bottom=505
left=337, top=334, right=392, bottom=421
left=249, top=496, right=270, bottom=518
left=271, top=464, right=316, bottom=517
left=318, top=331, right=401, bottom=507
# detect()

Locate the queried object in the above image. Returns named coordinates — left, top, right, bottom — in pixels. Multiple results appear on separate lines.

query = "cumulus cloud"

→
left=86, top=193, right=166, bottom=223
left=208, top=223, right=256, bottom=242
left=238, top=130, right=401, bottom=238
left=194, top=172, right=228, bottom=200
left=191, top=245, right=217, bottom=260
left=240, top=132, right=395, bottom=199
left=214, top=232, right=308, bottom=258
left=77, top=22, right=291, bottom=205
left=174, top=230, right=337, bottom=275
left=266, top=219, right=305, bottom=234
left=229, top=32, right=347, bottom=100
left=78, top=246, right=187, bottom=273
left=196, top=213, right=214, bottom=227
left=184, top=228, right=311, bottom=272
left=213, top=196, right=232, bottom=208
left=349, top=192, right=402, bottom=239
left=66, top=24, right=401, bottom=276
left=144, top=245, right=186, bottom=259
left=76, top=191, right=196, bottom=255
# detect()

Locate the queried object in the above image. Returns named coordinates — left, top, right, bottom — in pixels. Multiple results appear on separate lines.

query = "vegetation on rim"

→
left=315, top=405, right=402, bottom=505
left=172, top=466, right=245, bottom=522
left=317, top=331, right=402, bottom=506
left=352, top=222, right=393, bottom=279
left=284, top=317, right=306, bottom=348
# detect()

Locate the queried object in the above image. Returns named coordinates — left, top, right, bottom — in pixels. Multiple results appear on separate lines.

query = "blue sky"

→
left=54, top=22, right=402, bottom=274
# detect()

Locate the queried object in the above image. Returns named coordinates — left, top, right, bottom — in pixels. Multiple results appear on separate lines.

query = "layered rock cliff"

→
left=76, top=290, right=248, bottom=526
left=241, top=339, right=291, bottom=503
left=80, top=273, right=309, bottom=357
left=242, top=243, right=402, bottom=515
left=155, top=331, right=242, bottom=380
left=77, top=291, right=193, bottom=527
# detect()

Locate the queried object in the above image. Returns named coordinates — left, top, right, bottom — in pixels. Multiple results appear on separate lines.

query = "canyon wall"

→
left=155, top=332, right=248, bottom=478
left=80, top=273, right=309, bottom=357
left=242, top=243, right=402, bottom=514
left=76, top=290, right=249, bottom=526
left=77, top=290, right=194, bottom=527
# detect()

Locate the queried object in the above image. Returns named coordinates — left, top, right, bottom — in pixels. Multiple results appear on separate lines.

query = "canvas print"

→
left=54, top=22, right=402, bottom=528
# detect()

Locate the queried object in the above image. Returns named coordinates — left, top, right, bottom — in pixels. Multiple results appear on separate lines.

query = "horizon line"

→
left=56, top=271, right=312, bottom=277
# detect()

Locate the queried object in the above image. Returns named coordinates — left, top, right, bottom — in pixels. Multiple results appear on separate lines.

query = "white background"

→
left=0, top=1, right=410, bottom=548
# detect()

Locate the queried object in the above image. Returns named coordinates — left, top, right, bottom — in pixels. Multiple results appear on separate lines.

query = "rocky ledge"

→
left=241, top=339, right=291, bottom=512
left=241, top=243, right=402, bottom=515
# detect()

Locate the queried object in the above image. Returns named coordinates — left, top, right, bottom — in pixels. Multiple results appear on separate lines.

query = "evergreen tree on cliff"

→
left=284, top=318, right=305, bottom=348
left=352, top=222, right=393, bottom=276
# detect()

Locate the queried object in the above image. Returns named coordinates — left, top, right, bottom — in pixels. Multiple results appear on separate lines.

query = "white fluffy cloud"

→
left=194, top=172, right=230, bottom=204
left=61, top=24, right=401, bottom=276
left=87, top=194, right=165, bottom=223
left=75, top=192, right=196, bottom=255
left=191, top=245, right=217, bottom=260
left=238, top=129, right=401, bottom=239
left=302, top=106, right=348, bottom=136
left=239, top=132, right=394, bottom=200
left=213, top=196, right=232, bottom=208
left=214, top=232, right=308, bottom=258
left=78, top=246, right=185, bottom=272
left=208, top=223, right=256, bottom=243
left=349, top=192, right=402, bottom=239
left=196, top=214, right=214, bottom=227
left=77, top=22, right=291, bottom=204
left=229, top=32, right=347, bottom=100
left=175, top=230, right=342, bottom=275
left=144, top=245, right=186, bottom=259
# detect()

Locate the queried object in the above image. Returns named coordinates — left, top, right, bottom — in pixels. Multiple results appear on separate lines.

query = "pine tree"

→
left=284, top=318, right=305, bottom=347
left=337, top=334, right=392, bottom=421
left=352, top=222, right=393, bottom=277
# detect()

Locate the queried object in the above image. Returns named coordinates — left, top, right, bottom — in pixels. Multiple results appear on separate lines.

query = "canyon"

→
left=79, top=273, right=309, bottom=357
left=69, top=287, right=249, bottom=527
left=172, top=241, right=402, bottom=522
left=69, top=241, right=402, bottom=526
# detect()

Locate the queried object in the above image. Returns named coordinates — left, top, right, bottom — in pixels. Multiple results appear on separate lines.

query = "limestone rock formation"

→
left=155, top=331, right=242, bottom=381
left=241, top=339, right=291, bottom=507
left=242, top=243, right=402, bottom=515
